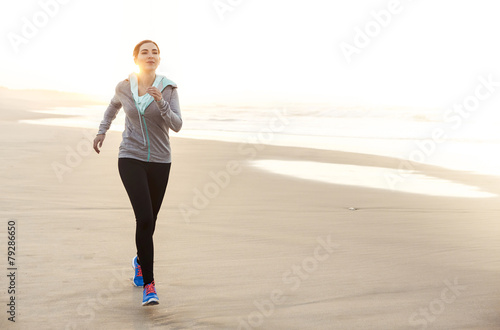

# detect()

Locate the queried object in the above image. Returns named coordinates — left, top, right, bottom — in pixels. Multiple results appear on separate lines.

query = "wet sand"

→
left=1, top=92, right=500, bottom=329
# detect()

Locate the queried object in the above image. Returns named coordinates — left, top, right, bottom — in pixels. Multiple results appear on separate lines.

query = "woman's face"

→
left=135, top=43, right=160, bottom=73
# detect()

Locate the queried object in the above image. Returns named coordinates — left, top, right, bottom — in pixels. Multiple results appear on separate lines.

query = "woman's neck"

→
left=138, top=71, right=156, bottom=87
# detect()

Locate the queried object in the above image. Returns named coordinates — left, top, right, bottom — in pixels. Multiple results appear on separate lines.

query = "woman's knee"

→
left=136, top=217, right=155, bottom=232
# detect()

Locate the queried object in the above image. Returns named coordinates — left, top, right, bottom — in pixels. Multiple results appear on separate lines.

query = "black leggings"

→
left=118, top=158, right=171, bottom=286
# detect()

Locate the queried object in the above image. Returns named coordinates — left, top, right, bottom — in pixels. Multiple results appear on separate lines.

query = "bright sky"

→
left=1, top=0, right=500, bottom=108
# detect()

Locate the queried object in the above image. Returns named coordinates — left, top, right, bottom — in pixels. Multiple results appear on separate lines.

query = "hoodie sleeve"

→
left=157, top=87, right=182, bottom=132
left=97, top=89, right=123, bottom=135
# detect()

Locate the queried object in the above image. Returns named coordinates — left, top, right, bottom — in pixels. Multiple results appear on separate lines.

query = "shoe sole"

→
left=142, top=298, right=159, bottom=306
left=132, top=257, right=143, bottom=287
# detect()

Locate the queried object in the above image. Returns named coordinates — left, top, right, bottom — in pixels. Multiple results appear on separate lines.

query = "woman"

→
left=93, top=40, right=182, bottom=306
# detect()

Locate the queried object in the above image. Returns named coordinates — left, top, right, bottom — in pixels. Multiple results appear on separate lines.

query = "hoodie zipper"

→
left=132, top=76, right=169, bottom=163
left=134, top=98, right=151, bottom=162
left=142, top=115, right=151, bottom=162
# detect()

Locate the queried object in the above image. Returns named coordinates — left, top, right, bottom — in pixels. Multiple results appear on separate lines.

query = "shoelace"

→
left=145, top=282, right=156, bottom=295
left=136, top=265, right=142, bottom=277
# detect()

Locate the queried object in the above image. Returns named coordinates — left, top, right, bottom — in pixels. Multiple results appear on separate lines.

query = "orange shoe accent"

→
left=145, top=281, right=156, bottom=295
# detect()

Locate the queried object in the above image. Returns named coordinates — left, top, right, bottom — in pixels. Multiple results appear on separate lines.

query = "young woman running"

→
left=93, top=40, right=182, bottom=306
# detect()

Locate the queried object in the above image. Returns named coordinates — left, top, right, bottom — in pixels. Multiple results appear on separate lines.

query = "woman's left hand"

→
left=147, top=87, right=163, bottom=101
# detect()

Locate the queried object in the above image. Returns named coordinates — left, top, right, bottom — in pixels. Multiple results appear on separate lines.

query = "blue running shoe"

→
left=142, top=281, right=159, bottom=306
left=132, top=256, right=144, bottom=287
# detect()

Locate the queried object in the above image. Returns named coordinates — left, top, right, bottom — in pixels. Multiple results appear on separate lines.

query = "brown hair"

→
left=133, top=40, right=160, bottom=59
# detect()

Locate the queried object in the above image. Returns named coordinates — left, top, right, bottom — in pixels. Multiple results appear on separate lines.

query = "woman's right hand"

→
left=93, top=134, right=106, bottom=154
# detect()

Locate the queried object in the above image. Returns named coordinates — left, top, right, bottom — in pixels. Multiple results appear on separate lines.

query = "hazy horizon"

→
left=2, top=0, right=500, bottom=109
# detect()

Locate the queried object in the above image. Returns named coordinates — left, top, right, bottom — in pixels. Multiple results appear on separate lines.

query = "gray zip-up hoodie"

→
left=97, top=76, right=182, bottom=163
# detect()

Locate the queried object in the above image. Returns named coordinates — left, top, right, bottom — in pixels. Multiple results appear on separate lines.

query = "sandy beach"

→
left=1, top=90, right=500, bottom=330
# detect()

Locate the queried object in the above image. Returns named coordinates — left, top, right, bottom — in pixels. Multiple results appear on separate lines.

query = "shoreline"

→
left=8, top=96, right=500, bottom=177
